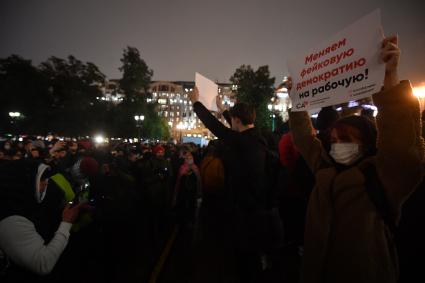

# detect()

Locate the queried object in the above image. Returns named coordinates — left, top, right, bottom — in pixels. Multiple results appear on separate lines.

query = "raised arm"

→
left=373, top=36, right=425, bottom=221
left=288, top=77, right=329, bottom=172
left=189, top=88, right=237, bottom=141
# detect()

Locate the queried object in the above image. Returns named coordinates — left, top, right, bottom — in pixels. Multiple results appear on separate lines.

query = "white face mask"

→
left=329, top=143, right=362, bottom=166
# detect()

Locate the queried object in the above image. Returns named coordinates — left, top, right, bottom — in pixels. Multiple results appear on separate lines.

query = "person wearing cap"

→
left=288, top=36, right=424, bottom=283
left=0, top=160, right=84, bottom=279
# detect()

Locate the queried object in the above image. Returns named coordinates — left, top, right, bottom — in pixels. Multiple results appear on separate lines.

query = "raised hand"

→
left=381, top=35, right=400, bottom=89
left=216, top=95, right=226, bottom=113
left=188, top=87, right=200, bottom=104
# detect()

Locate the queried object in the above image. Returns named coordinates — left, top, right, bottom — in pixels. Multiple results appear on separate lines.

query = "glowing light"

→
left=413, top=85, right=425, bottom=98
left=9, top=112, right=21, bottom=117
left=94, top=135, right=105, bottom=144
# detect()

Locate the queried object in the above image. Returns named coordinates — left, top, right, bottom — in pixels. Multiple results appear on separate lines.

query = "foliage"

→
left=38, top=56, right=107, bottom=136
left=0, top=55, right=49, bottom=134
left=119, top=47, right=153, bottom=100
left=230, top=65, right=276, bottom=129
left=115, top=46, right=169, bottom=139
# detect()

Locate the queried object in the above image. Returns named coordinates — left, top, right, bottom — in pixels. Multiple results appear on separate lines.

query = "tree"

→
left=230, top=65, right=276, bottom=129
left=119, top=47, right=153, bottom=100
left=0, top=55, right=50, bottom=134
left=39, top=55, right=106, bottom=136
left=115, top=46, right=169, bottom=140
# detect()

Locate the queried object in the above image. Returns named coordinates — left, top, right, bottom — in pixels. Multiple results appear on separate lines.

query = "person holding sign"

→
left=288, top=36, right=424, bottom=283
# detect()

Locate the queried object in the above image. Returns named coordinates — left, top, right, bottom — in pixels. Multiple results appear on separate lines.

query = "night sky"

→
left=1, top=0, right=424, bottom=84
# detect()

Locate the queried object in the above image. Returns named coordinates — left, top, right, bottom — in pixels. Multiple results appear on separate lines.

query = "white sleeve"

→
left=0, top=215, right=72, bottom=275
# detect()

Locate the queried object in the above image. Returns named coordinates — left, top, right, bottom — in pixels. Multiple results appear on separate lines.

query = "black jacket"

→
left=193, top=102, right=267, bottom=211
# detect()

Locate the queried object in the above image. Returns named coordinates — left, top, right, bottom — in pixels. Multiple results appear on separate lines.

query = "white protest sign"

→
left=287, top=9, right=385, bottom=111
left=195, top=72, right=218, bottom=111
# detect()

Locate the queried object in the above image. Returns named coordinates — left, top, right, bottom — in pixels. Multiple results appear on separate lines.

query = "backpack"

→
left=200, top=155, right=225, bottom=194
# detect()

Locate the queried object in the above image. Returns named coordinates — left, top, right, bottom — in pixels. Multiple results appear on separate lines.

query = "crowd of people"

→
left=1, top=36, right=425, bottom=283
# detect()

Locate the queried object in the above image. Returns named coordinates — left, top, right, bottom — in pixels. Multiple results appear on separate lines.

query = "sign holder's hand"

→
left=381, top=35, right=400, bottom=90
left=188, top=87, right=200, bottom=104
left=216, top=95, right=226, bottom=113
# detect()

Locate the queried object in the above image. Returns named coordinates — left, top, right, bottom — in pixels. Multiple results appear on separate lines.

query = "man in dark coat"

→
left=189, top=89, right=269, bottom=283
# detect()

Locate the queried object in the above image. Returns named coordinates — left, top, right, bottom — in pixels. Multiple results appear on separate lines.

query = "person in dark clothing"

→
left=189, top=88, right=270, bottom=283
left=315, top=106, right=340, bottom=152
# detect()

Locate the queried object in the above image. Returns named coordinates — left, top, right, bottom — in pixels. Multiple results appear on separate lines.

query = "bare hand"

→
left=381, top=35, right=400, bottom=89
left=62, top=203, right=83, bottom=223
left=216, top=95, right=226, bottom=113
left=285, top=77, right=293, bottom=93
left=188, top=87, right=199, bottom=104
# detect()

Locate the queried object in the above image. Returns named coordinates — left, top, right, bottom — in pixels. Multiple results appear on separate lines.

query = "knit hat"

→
left=153, top=145, right=165, bottom=155
left=79, top=157, right=99, bottom=177
left=333, top=115, right=377, bottom=156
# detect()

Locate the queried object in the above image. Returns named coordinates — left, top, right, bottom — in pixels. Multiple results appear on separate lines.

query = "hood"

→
left=0, top=160, right=51, bottom=221
left=35, top=163, right=51, bottom=203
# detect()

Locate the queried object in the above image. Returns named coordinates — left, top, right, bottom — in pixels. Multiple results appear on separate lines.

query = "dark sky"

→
left=1, top=0, right=424, bottom=84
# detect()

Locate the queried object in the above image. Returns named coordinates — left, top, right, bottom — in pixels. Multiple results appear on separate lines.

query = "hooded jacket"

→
left=289, top=81, right=425, bottom=283
left=0, top=160, right=72, bottom=276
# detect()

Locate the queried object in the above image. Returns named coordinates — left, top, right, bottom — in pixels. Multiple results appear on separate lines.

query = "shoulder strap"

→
left=360, top=164, right=396, bottom=234
left=51, top=173, right=75, bottom=202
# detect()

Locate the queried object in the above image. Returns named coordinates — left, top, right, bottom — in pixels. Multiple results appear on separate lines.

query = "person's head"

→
left=128, top=150, right=138, bottom=162
left=56, top=148, right=67, bottom=159
left=229, top=103, right=256, bottom=132
left=185, top=152, right=194, bottom=166
left=329, top=115, right=377, bottom=166
left=24, top=140, right=33, bottom=152
left=68, top=141, right=78, bottom=154
left=3, top=141, right=12, bottom=151
left=153, top=145, right=165, bottom=158
left=16, top=141, right=24, bottom=149
left=31, top=148, right=40, bottom=159
left=316, top=106, right=339, bottom=132
left=69, top=157, right=99, bottom=185
left=360, top=108, right=375, bottom=123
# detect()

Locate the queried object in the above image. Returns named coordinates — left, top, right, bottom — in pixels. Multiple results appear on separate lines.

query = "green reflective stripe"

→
left=51, top=174, right=75, bottom=201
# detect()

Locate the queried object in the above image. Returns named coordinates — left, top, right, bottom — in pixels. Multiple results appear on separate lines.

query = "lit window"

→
left=158, top=98, right=167, bottom=104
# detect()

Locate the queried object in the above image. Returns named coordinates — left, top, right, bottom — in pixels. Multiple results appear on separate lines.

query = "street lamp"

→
left=9, top=112, right=22, bottom=135
left=9, top=112, right=21, bottom=118
left=134, top=115, right=145, bottom=140
left=270, top=113, right=276, bottom=132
